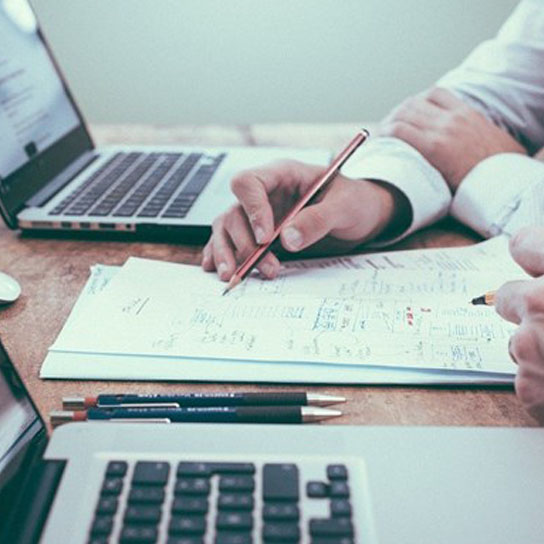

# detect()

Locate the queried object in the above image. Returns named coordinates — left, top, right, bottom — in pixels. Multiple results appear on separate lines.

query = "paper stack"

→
left=41, top=236, right=526, bottom=384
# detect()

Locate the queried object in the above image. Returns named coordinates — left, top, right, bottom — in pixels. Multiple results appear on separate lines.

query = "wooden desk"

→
left=0, top=124, right=536, bottom=430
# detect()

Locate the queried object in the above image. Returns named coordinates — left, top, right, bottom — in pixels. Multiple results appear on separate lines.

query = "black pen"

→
left=63, top=392, right=346, bottom=410
left=50, top=406, right=342, bottom=426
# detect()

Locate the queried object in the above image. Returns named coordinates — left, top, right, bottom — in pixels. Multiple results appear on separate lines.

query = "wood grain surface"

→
left=0, top=124, right=536, bottom=432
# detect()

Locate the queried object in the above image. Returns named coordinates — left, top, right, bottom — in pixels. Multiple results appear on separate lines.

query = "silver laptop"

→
left=1, top=340, right=543, bottom=544
left=0, top=0, right=328, bottom=240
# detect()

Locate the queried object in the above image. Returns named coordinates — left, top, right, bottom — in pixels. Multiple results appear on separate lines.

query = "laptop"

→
left=0, top=0, right=328, bottom=240
left=1, top=339, right=544, bottom=544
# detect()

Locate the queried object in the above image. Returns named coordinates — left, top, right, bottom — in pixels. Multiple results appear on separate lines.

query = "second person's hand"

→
left=201, top=160, right=410, bottom=281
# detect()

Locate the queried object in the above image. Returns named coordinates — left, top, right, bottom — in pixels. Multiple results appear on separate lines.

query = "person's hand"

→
left=494, top=226, right=544, bottom=424
left=380, top=87, right=527, bottom=191
left=201, top=160, right=409, bottom=281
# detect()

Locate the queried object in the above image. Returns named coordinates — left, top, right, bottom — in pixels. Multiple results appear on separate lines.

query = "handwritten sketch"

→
left=51, top=236, right=527, bottom=374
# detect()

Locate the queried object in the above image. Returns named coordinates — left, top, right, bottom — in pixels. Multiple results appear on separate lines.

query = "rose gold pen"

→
left=222, top=128, right=370, bottom=295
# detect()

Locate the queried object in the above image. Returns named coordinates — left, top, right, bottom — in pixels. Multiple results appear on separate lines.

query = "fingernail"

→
left=261, top=263, right=274, bottom=277
left=283, top=227, right=303, bottom=250
left=254, top=226, right=266, bottom=245
left=217, top=263, right=229, bottom=278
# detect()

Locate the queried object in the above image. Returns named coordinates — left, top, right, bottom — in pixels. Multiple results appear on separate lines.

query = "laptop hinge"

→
left=25, top=151, right=98, bottom=208
left=5, top=457, right=66, bottom=544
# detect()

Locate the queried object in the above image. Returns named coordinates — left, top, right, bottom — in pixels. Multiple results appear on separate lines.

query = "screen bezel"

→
left=0, top=339, right=45, bottom=475
left=0, top=15, right=95, bottom=228
left=0, top=337, right=46, bottom=536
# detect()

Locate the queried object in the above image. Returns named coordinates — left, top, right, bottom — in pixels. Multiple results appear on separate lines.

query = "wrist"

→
left=367, top=179, right=412, bottom=241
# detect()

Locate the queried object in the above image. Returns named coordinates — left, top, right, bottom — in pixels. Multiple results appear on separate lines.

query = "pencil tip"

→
left=471, top=295, right=485, bottom=305
left=222, top=287, right=230, bottom=296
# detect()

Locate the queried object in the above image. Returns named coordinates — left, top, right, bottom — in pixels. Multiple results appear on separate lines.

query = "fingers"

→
left=382, top=94, right=444, bottom=131
left=509, top=226, right=544, bottom=277
left=225, top=207, right=280, bottom=278
left=495, top=276, right=544, bottom=324
left=201, top=240, right=214, bottom=271
left=210, top=216, right=237, bottom=281
left=512, top=320, right=544, bottom=423
left=425, top=87, right=464, bottom=110
left=230, top=169, right=276, bottom=244
left=380, top=120, right=431, bottom=155
left=279, top=177, right=391, bottom=253
left=230, top=161, right=324, bottom=244
left=202, top=207, right=281, bottom=281
left=281, top=202, right=334, bottom=252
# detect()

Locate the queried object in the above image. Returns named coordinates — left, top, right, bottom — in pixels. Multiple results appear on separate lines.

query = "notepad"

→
left=41, top=235, right=527, bottom=384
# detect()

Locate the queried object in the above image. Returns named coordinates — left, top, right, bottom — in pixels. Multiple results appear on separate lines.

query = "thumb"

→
left=280, top=201, right=335, bottom=252
left=510, top=226, right=544, bottom=277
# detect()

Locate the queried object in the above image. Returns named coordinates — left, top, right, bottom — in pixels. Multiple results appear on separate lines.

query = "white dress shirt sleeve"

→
left=342, top=0, right=544, bottom=245
left=450, top=154, right=544, bottom=237
left=341, top=137, right=452, bottom=245
left=436, top=0, right=544, bottom=237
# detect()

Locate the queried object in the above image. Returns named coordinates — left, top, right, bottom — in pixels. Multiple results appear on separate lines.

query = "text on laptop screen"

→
left=0, top=0, right=80, bottom=180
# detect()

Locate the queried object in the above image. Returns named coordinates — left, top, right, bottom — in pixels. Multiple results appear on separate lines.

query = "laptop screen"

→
left=0, top=0, right=93, bottom=226
left=0, top=340, right=43, bottom=518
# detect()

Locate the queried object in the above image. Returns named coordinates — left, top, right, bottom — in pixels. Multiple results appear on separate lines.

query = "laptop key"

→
left=177, top=462, right=212, bottom=477
left=307, top=481, right=329, bottom=498
left=101, top=477, right=124, bottom=495
left=263, top=464, right=299, bottom=501
left=175, top=477, right=210, bottom=495
left=309, top=518, right=354, bottom=537
left=169, top=515, right=207, bottom=535
left=217, top=493, right=254, bottom=511
left=95, top=496, right=118, bottom=515
left=311, top=539, right=354, bottom=544
left=167, top=538, right=204, bottom=544
left=124, top=504, right=162, bottom=524
left=106, top=461, right=128, bottom=477
left=119, top=524, right=158, bottom=543
left=215, top=512, right=253, bottom=531
left=171, top=496, right=209, bottom=514
left=210, top=463, right=256, bottom=474
left=262, top=522, right=300, bottom=542
left=263, top=503, right=299, bottom=521
left=326, top=464, right=348, bottom=480
left=90, top=515, right=114, bottom=535
left=219, top=475, right=255, bottom=493
left=329, top=481, right=350, bottom=498
left=88, top=538, right=109, bottom=544
left=132, top=461, right=170, bottom=486
left=215, top=532, right=252, bottom=544
left=128, top=486, right=165, bottom=504
left=330, top=499, right=352, bottom=517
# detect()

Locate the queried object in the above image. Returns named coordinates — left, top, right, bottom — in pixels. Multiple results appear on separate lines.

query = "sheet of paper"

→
left=50, top=237, right=525, bottom=374
left=42, top=264, right=513, bottom=384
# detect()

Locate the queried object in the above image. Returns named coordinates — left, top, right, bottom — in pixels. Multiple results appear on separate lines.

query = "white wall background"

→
left=30, top=0, right=519, bottom=125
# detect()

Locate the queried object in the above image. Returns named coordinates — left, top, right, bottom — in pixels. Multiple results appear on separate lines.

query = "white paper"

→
left=49, top=237, right=525, bottom=375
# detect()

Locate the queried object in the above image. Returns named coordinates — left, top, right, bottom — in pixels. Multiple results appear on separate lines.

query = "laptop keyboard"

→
left=49, top=151, right=226, bottom=219
left=87, top=459, right=358, bottom=544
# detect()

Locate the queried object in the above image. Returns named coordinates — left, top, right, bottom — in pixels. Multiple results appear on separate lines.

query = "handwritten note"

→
left=51, top=236, right=526, bottom=374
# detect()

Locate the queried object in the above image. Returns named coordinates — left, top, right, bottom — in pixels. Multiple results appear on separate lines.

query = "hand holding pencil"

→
left=201, top=129, right=411, bottom=285
left=473, top=227, right=544, bottom=425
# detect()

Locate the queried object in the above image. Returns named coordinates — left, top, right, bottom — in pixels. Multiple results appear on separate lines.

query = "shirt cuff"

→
left=450, top=153, right=544, bottom=237
left=341, top=137, right=452, bottom=245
